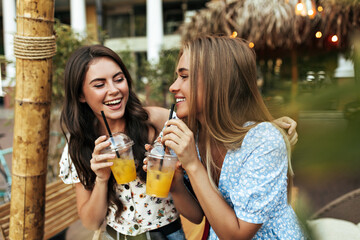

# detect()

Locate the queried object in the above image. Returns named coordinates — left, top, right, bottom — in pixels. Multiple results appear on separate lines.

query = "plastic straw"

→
left=159, top=104, right=176, bottom=172
left=101, top=111, right=121, bottom=158
left=168, top=103, right=175, bottom=122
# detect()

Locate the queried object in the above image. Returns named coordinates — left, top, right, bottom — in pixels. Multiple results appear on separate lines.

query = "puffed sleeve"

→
left=59, top=144, right=80, bottom=184
left=229, top=122, right=289, bottom=224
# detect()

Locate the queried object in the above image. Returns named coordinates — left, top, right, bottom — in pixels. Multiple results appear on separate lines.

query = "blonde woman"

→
left=161, top=36, right=306, bottom=239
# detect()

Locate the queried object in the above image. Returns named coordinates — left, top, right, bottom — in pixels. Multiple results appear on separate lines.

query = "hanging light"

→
left=306, top=0, right=316, bottom=19
left=295, top=1, right=306, bottom=16
left=230, top=31, right=237, bottom=38
left=331, top=35, right=338, bottom=43
left=249, top=42, right=255, bottom=48
left=295, top=2, right=304, bottom=14
left=308, top=9, right=315, bottom=17
left=315, top=31, right=322, bottom=38
left=295, top=0, right=317, bottom=18
left=317, top=6, right=323, bottom=12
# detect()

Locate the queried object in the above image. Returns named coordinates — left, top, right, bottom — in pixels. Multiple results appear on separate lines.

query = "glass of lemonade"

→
left=145, top=145, right=178, bottom=198
left=102, top=133, right=136, bottom=184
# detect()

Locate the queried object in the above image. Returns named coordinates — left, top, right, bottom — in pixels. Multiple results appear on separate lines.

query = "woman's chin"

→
left=175, top=111, right=188, bottom=119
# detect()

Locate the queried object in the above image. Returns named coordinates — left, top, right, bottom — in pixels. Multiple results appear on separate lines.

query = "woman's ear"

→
left=79, top=94, right=86, bottom=103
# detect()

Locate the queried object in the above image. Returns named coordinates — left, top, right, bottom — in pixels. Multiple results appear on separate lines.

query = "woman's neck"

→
left=98, top=117, right=126, bottom=136
left=198, top=128, right=227, bottom=168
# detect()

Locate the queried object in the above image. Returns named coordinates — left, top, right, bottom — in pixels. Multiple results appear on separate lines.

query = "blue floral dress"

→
left=206, top=122, right=306, bottom=239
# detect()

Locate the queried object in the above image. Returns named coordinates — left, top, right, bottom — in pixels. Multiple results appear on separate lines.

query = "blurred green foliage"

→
left=51, top=20, right=99, bottom=108
left=257, top=34, right=360, bottom=214
left=137, top=49, right=179, bottom=107
left=293, top=33, right=360, bottom=178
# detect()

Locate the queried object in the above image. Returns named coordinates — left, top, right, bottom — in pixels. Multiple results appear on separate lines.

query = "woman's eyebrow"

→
left=113, top=71, right=124, bottom=78
left=89, top=71, right=124, bottom=84
left=177, top=67, right=188, bottom=73
left=89, top=78, right=104, bottom=84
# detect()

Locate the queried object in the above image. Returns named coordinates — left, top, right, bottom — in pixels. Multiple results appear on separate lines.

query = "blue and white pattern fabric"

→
left=206, top=122, right=306, bottom=240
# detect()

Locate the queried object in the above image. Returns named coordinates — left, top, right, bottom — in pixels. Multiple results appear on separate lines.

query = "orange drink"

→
left=101, top=132, right=136, bottom=184
left=146, top=168, right=175, bottom=198
left=108, top=158, right=136, bottom=184
left=145, top=152, right=178, bottom=198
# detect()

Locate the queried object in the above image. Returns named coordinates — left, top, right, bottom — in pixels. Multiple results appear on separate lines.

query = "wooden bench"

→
left=0, top=180, right=79, bottom=240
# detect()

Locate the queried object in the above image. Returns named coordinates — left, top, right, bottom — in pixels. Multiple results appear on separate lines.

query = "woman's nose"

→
left=108, top=81, right=119, bottom=94
left=169, top=78, right=179, bottom=93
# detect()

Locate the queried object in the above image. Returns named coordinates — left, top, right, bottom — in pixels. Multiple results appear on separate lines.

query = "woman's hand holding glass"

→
left=161, top=119, right=201, bottom=173
left=90, top=135, right=114, bottom=183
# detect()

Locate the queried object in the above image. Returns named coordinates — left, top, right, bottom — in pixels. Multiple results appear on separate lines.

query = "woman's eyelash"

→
left=174, top=75, right=188, bottom=81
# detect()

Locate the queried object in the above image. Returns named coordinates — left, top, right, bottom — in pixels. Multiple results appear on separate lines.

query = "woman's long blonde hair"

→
left=182, top=36, right=294, bottom=198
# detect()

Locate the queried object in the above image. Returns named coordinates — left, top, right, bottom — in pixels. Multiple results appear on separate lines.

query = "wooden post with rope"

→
left=9, top=0, right=55, bottom=239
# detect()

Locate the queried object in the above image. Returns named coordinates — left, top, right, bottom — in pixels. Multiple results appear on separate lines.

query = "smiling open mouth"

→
left=176, top=98, right=185, bottom=103
left=104, top=99, right=122, bottom=105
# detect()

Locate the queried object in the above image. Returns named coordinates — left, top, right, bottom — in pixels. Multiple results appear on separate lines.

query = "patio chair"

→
left=307, top=188, right=360, bottom=240
left=310, top=188, right=360, bottom=224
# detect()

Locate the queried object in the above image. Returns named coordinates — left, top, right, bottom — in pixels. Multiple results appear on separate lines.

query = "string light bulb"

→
left=295, top=2, right=306, bottom=16
left=308, top=9, right=315, bottom=17
left=249, top=42, right=254, bottom=48
left=230, top=31, right=237, bottom=38
left=315, top=31, right=322, bottom=38
left=306, top=0, right=316, bottom=19
left=331, top=35, right=338, bottom=43
left=296, top=2, right=304, bottom=11
left=296, top=0, right=317, bottom=18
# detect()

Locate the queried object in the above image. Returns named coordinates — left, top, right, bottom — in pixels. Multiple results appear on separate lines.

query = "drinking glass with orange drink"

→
left=145, top=142, right=178, bottom=198
left=101, top=132, right=137, bottom=184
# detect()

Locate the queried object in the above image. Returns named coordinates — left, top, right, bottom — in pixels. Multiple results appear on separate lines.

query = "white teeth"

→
left=105, top=99, right=121, bottom=105
left=176, top=98, right=185, bottom=103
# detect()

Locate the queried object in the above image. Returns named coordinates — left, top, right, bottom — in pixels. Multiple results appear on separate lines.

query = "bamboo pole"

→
left=9, top=1, right=55, bottom=239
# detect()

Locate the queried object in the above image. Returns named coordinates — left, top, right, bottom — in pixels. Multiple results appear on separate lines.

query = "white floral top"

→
left=59, top=144, right=179, bottom=236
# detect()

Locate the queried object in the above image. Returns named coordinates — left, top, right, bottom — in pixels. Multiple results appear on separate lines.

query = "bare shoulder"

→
left=144, top=106, right=169, bottom=131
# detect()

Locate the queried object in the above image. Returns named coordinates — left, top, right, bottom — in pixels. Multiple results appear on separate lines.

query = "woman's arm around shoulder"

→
left=273, top=116, right=298, bottom=146
left=145, top=106, right=171, bottom=132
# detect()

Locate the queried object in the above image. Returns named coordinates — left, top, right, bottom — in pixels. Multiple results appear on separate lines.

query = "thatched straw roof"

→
left=317, top=0, right=360, bottom=47
left=179, top=0, right=360, bottom=51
